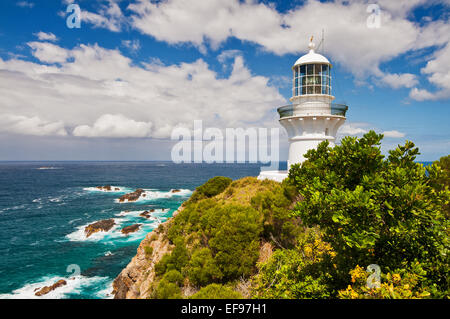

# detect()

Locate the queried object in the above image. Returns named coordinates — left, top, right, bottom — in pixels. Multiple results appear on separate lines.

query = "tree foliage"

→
left=287, top=131, right=449, bottom=297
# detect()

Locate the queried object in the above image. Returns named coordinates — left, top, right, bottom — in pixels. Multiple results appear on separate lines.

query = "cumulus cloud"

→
left=126, top=0, right=446, bottom=78
left=410, top=43, right=450, bottom=101
left=0, top=42, right=284, bottom=138
left=27, top=41, right=70, bottom=63
left=338, top=123, right=368, bottom=135
left=381, top=73, right=418, bottom=89
left=0, top=115, right=67, bottom=136
left=34, top=32, right=58, bottom=42
left=382, top=130, right=406, bottom=138
left=73, top=114, right=152, bottom=138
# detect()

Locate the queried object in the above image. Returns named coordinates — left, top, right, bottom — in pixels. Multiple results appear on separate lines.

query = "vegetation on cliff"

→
left=119, top=132, right=449, bottom=299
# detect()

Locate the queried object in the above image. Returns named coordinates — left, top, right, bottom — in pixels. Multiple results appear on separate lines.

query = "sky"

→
left=0, top=0, right=449, bottom=161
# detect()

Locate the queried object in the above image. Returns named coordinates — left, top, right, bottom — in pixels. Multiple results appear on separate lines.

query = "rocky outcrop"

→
left=112, top=208, right=182, bottom=299
left=97, top=185, right=112, bottom=191
left=35, top=279, right=67, bottom=296
left=139, top=209, right=155, bottom=219
left=118, top=189, right=145, bottom=203
left=85, top=219, right=115, bottom=238
left=121, top=224, right=141, bottom=235
left=171, top=189, right=181, bottom=193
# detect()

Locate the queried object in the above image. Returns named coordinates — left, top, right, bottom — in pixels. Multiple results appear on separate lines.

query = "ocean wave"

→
left=36, top=167, right=62, bottom=170
left=83, top=186, right=131, bottom=194
left=0, top=275, right=112, bottom=299
left=115, top=188, right=192, bottom=203
left=65, top=219, right=122, bottom=242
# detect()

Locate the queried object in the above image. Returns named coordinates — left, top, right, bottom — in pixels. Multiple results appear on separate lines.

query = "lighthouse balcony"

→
left=277, top=103, right=348, bottom=119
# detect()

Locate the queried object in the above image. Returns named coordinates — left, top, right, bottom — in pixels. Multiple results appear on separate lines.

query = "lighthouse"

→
left=259, top=37, right=348, bottom=182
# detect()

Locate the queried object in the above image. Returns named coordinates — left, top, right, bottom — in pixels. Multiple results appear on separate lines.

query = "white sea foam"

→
left=65, top=219, right=122, bottom=242
left=83, top=186, right=131, bottom=193
left=115, top=188, right=192, bottom=203
left=36, top=167, right=62, bottom=170
left=0, top=275, right=111, bottom=299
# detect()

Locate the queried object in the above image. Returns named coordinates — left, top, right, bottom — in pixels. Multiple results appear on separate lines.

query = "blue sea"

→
left=0, top=161, right=266, bottom=299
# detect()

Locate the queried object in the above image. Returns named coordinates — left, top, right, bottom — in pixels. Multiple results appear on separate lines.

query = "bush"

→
left=144, top=245, right=153, bottom=257
left=338, top=263, right=432, bottom=299
left=189, top=176, right=232, bottom=203
left=155, top=278, right=182, bottom=299
left=252, top=227, right=336, bottom=299
left=288, top=131, right=449, bottom=296
left=186, top=248, right=222, bottom=286
left=190, top=284, right=242, bottom=299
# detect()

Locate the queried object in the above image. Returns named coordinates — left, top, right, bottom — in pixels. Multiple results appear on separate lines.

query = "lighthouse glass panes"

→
left=293, top=64, right=331, bottom=96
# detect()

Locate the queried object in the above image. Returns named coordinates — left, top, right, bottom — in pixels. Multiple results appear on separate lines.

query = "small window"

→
left=307, top=64, right=314, bottom=75
left=325, top=128, right=329, bottom=135
left=300, top=65, right=306, bottom=76
left=314, top=64, right=321, bottom=74
left=315, top=86, right=321, bottom=94
left=307, top=86, right=314, bottom=94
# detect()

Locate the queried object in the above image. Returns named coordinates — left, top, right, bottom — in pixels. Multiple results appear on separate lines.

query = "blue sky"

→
left=0, top=0, right=449, bottom=161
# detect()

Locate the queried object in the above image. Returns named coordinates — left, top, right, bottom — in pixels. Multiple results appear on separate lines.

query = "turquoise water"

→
left=0, top=162, right=262, bottom=298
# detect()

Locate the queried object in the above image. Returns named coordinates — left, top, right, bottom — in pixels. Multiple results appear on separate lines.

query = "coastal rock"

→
left=112, top=208, right=183, bottom=299
left=85, top=219, right=115, bottom=238
left=35, top=279, right=67, bottom=296
left=118, top=189, right=145, bottom=203
left=121, top=224, right=141, bottom=235
left=171, top=189, right=181, bottom=193
left=96, top=185, right=112, bottom=191
left=139, top=211, right=151, bottom=218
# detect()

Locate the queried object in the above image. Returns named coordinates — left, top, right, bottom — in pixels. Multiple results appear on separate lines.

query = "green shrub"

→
left=163, top=269, right=184, bottom=285
left=186, top=248, right=222, bottom=286
left=288, top=131, right=449, bottom=296
left=189, top=176, right=232, bottom=203
left=155, top=278, right=182, bottom=299
left=190, top=284, right=242, bottom=299
left=144, top=245, right=153, bottom=257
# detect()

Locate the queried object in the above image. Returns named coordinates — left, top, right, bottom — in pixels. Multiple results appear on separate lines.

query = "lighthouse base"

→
left=257, top=170, right=288, bottom=183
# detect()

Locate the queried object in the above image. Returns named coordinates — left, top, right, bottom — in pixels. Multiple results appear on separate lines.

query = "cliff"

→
left=112, top=208, right=180, bottom=299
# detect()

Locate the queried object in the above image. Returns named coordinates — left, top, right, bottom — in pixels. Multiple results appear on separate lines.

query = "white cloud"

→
left=73, top=114, right=152, bottom=138
left=381, top=73, right=418, bottom=89
left=121, top=39, right=141, bottom=52
left=82, top=0, right=125, bottom=32
left=0, top=115, right=67, bottom=136
left=410, top=42, right=450, bottom=101
left=338, top=123, right=368, bottom=135
left=382, top=130, right=406, bottom=138
left=16, top=1, right=34, bottom=8
left=27, top=41, right=70, bottom=63
left=126, top=0, right=445, bottom=79
left=0, top=42, right=284, bottom=138
left=34, top=32, right=58, bottom=42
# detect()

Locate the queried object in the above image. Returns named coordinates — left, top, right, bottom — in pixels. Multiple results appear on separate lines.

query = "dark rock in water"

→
left=118, top=189, right=144, bottom=203
left=115, top=187, right=120, bottom=191
left=97, top=185, right=112, bottom=191
left=150, top=208, right=155, bottom=212
left=85, top=219, right=115, bottom=238
left=171, top=189, right=181, bottom=193
left=35, top=279, right=67, bottom=296
left=139, top=211, right=151, bottom=218
left=121, top=224, right=141, bottom=235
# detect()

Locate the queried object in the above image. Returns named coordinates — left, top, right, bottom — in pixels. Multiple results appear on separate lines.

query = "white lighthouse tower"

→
left=259, top=37, right=348, bottom=182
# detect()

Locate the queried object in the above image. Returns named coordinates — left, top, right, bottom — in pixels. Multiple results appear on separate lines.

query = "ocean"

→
left=0, top=161, right=266, bottom=299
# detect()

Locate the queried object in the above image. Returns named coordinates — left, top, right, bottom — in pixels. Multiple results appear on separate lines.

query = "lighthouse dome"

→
left=293, top=40, right=330, bottom=67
